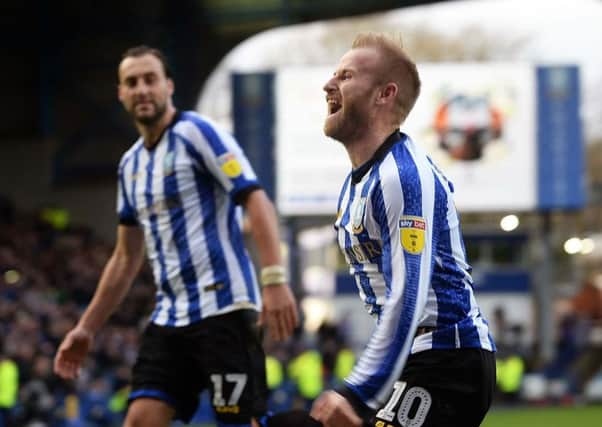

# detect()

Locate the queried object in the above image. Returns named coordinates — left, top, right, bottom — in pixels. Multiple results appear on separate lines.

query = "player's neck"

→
left=345, top=127, right=397, bottom=169
left=138, top=107, right=177, bottom=149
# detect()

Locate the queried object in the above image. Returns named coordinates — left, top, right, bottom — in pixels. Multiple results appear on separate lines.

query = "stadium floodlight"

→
left=300, top=297, right=332, bottom=333
left=500, top=214, right=519, bottom=232
left=563, top=237, right=582, bottom=255
left=3, top=269, right=20, bottom=285
left=580, top=237, right=595, bottom=255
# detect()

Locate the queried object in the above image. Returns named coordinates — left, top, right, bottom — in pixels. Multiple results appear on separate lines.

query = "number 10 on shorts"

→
left=376, top=381, right=432, bottom=427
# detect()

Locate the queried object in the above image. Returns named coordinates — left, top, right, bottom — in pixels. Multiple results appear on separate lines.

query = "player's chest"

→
left=126, top=149, right=200, bottom=214
left=335, top=192, right=383, bottom=264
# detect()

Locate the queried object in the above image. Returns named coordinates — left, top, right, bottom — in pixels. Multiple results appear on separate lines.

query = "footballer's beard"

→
left=132, top=100, right=168, bottom=127
left=324, top=101, right=368, bottom=145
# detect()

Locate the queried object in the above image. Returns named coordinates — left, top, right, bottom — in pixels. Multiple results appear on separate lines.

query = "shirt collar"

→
left=143, top=110, right=181, bottom=150
left=351, top=129, right=404, bottom=184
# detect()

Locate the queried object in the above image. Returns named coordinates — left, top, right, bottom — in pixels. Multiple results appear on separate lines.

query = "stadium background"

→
left=1, top=0, right=602, bottom=426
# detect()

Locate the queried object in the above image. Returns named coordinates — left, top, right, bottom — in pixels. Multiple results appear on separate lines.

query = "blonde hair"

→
left=352, top=32, right=421, bottom=125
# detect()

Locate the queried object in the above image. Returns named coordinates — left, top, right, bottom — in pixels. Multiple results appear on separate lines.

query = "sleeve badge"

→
left=218, top=152, right=243, bottom=178
left=399, top=216, right=426, bottom=254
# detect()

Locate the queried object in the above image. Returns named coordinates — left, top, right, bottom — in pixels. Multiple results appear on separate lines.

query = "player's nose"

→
left=323, top=76, right=337, bottom=93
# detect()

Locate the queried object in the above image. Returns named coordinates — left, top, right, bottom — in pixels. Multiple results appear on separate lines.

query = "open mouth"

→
left=327, top=98, right=342, bottom=116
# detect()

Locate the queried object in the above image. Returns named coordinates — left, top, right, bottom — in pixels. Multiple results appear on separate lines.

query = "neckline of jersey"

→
left=351, top=130, right=405, bottom=184
left=142, top=110, right=182, bottom=151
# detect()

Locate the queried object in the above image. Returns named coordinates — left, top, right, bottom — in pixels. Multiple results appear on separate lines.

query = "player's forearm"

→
left=78, top=253, right=141, bottom=335
left=246, top=190, right=283, bottom=267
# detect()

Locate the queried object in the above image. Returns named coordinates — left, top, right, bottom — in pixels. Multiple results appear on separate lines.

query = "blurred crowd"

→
left=0, top=196, right=356, bottom=427
left=1, top=194, right=601, bottom=426
left=0, top=196, right=154, bottom=427
left=492, top=271, right=602, bottom=406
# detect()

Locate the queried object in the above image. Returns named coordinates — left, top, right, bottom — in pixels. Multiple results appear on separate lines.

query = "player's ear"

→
left=376, top=82, right=398, bottom=105
left=167, top=78, right=175, bottom=96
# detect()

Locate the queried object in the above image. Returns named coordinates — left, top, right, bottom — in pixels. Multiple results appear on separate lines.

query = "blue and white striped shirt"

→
left=116, top=111, right=261, bottom=327
left=335, top=131, right=495, bottom=409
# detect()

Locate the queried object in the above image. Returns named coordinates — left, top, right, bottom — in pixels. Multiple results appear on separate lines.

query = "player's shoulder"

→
left=174, top=110, right=226, bottom=135
left=389, top=134, right=432, bottom=171
left=118, top=137, right=144, bottom=170
left=174, top=111, right=237, bottom=148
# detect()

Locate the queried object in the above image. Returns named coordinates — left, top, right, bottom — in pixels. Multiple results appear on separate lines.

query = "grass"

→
left=182, top=404, right=602, bottom=427
left=481, top=404, right=602, bottom=427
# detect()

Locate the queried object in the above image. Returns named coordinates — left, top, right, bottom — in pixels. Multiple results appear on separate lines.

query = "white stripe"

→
left=455, top=324, right=461, bottom=347
left=155, top=143, right=188, bottom=325
left=216, top=195, right=247, bottom=304
left=469, top=286, right=495, bottom=351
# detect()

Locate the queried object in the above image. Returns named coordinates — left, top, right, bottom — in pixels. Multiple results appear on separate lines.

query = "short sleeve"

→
left=180, top=113, right=260, bottom=201
left=117, top=165, right=138, bottom=226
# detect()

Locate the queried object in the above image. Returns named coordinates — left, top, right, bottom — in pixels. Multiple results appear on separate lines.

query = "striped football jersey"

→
left=117, top=111, right=261, bottom=327
left=334, top=131, right=495, bottom=409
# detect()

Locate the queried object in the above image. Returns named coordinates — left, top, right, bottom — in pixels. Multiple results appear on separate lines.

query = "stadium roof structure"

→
left=196, top=0, right=602, bottom=141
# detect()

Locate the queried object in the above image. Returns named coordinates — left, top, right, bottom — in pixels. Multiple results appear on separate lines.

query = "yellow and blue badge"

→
left=217, top=152, right=243, bottom=178
left=399, top=216, right=426, bottom=254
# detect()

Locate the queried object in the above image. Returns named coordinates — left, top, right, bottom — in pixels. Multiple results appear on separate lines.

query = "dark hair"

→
left=119, top=45, right=173, bottom=79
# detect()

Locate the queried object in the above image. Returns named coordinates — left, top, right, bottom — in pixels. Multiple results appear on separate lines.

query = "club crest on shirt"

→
left=351, top=197, right=366, bottom=234
left=217, top=152, right=243, bottom=178
left=163, top=151, right=175, bottom=176
left=399, top=216, right=426, bottom=254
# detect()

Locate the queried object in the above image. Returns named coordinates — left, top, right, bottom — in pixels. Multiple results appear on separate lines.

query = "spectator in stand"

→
left=557, top=271, right=602, bottom=400
left=1, top=202, right=157, bottom=426
left=0, top=341, right=19, bottom=427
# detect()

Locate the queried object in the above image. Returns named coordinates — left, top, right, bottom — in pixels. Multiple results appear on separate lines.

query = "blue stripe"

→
left=118, top=172, right=136, bottom=222
left=371, top=172, right=389, bottom=286
left=166, top=133, right=201, bottom=323
left=227, top=199, right=257, bottom=304
left=175, top=131, right=208, bottom=171
left=183, top=112, right=228, bottom=156
left=192, top=167, right=233, bottom=308
left=358, top=168, right=383, bottom=275
left=341, top=182, right=378, bottom=312
left=183, top=112, right=258, bottom=191
left=355, top=167, right=383, bottom=317
left=145, top=150, right=177, bottom=326
left=128, top=389, right=176, bottom=406
left=430, top=173, right=471, bottom=347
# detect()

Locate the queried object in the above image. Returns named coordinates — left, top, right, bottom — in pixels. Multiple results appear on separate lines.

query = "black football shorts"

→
left=129, top=309, right=268, bottom=423
left=369, top=348, right=496, bottom=427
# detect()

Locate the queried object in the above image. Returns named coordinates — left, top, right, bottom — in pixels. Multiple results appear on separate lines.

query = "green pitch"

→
left=186, top=404, right=602, bottom=427
left=482, top=404, right=602, bottom=427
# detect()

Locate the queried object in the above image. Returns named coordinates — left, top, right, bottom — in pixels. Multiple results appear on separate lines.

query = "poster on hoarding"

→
left=273, top=63, right=581, bottom=215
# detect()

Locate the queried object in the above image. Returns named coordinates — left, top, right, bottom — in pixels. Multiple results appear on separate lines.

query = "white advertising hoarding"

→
left=275, top=63, right=536, bottom=216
